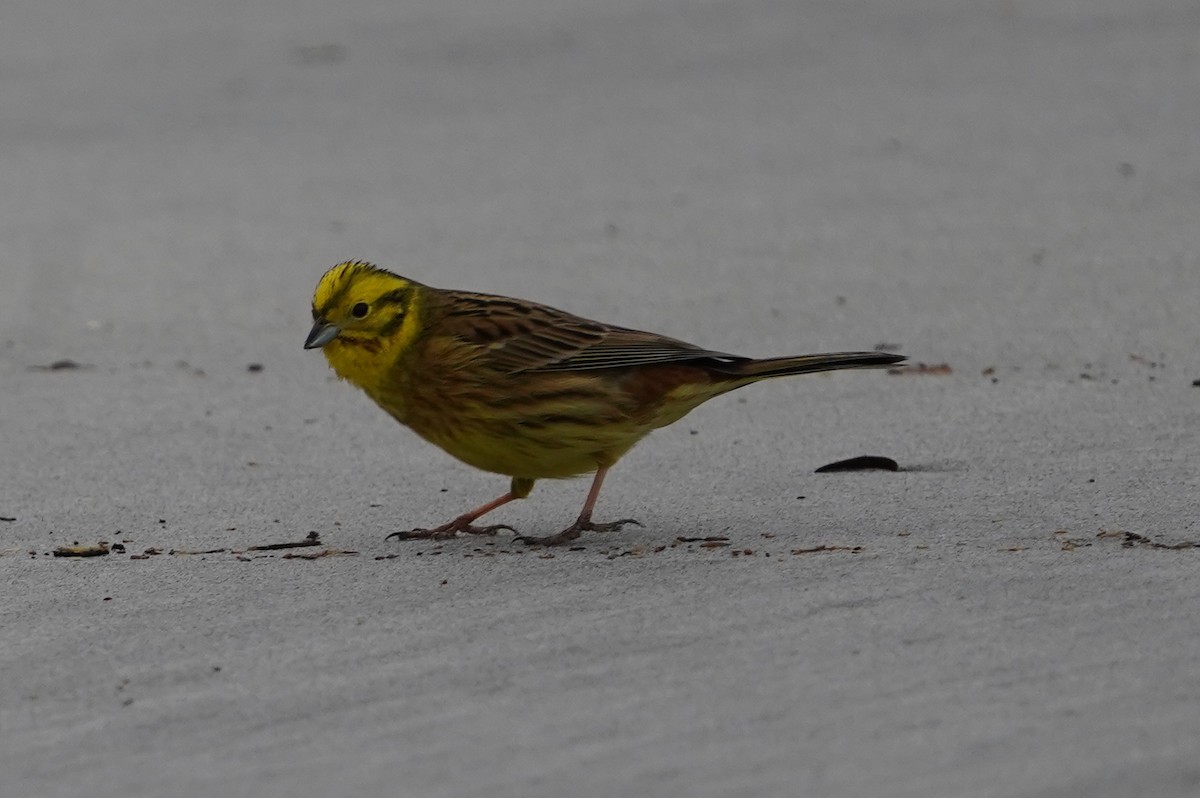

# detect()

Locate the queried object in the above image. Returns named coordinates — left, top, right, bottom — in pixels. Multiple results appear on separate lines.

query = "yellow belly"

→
left=325, top=335, right=727, bottom=480
left=406, top=404, right=648, bottom=479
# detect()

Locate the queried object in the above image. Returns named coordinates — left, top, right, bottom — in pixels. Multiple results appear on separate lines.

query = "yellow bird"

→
left=305, top=261, right=903, bottom=545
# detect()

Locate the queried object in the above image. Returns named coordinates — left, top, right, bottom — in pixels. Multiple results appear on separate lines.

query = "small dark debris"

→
left=29, top=359, right=88, bottom=371
left=53, top=542, right=110, bottom=557
left=0, top=516, right=14, bottom=522
left=246, top=363, right=263, bottom=373
left=888, top=362, right=951, bottom=376
left=792, top=545, right=863, bottom=555
left=111, top=543, right=126, bottom=553
left=1192, top=379, right=1200, bottom=387
left=676, top=536, right=730, bottom=544
left=816, top=456, right=900, bottom=473
left=1110, top=530, right=1196, bottom=550
left=282, top=549, right=358, bottom=559
left=246, top=531, right=321, bottom=551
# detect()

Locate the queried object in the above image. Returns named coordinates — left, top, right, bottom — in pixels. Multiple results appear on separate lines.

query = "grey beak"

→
left=304, top=320, right=340, bottom=349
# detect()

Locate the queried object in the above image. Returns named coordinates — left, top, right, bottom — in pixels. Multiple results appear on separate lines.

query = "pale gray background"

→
left=2, top=1, right=1199, bottom=796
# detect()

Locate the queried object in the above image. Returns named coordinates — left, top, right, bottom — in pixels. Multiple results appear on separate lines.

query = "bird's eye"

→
left=351, top=302, right=369, bottom=319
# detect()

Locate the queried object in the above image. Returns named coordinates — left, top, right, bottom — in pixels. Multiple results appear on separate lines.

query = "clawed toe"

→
left=386, top=522, right=515, bottom=542
left=515, top=530, right=579, bottom=547
left=585, top=518, right=641, bottom=533
left=469, top=523, right=515, bottom=536
left=517, top=517, right=642, bottom=547
left=385, top=527, right=450, bottom=542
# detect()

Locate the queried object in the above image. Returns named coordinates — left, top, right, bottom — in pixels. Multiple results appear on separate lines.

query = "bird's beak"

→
left=304, top=319, right=340, bottom=349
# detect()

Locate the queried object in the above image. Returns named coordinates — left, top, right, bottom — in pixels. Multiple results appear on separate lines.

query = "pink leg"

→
left=516, top=466, right=641, bottom=546
left=387, top=490, right=519, bottom=541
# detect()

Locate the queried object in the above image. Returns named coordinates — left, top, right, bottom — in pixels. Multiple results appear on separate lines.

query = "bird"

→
left=305, top=261, right=903, bottom=546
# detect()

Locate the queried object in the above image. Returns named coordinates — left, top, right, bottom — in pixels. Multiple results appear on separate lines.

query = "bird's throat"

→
left=324, top=336, right=392, bottom=392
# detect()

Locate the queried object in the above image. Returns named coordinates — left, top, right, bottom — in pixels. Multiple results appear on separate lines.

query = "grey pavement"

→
left=3, top=1, right=1199, bottom=796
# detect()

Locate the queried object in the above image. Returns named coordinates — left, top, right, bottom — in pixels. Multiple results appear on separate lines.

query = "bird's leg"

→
left=517, top=466, right=641, bottom=546
left=386, top=492, right=515, bottom=540
left=387, top=477, right=533, bottom=541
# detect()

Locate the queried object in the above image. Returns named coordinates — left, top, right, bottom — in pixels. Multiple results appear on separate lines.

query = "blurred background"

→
left=4, top=0, right=1196, bottom=371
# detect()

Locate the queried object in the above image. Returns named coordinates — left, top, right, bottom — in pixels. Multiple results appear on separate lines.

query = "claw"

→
left=517, top=518, right=641, bottom=547
left=386, top=523, right=515, bottom=542
left=584, top=518, right=641, bottom=534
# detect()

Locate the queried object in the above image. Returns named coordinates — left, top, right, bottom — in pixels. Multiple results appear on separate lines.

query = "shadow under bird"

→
left=305, top=261, right=903, bottom=545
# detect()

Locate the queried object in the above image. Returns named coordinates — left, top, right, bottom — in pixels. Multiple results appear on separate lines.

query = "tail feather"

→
left=715, top=351, right=905, bottom=380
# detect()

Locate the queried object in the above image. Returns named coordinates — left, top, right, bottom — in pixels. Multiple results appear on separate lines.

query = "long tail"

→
left=714, top=351, right=905, bottom=380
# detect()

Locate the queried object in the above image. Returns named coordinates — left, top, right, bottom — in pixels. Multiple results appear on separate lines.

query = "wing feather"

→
left=435, top=290, right=741, bottom=374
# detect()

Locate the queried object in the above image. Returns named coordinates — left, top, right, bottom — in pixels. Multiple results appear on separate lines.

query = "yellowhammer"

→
left=305, top=261, right=903, bottom=545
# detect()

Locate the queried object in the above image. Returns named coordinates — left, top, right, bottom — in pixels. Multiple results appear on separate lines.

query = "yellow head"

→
left=304, top=261, right=424, bottom=388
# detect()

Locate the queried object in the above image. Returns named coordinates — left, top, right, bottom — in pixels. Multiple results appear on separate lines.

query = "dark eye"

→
left=351, top=302, right=369, bottom=319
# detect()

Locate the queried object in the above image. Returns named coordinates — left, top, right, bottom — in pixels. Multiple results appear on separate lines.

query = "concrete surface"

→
left=3, top=1, right=1199, bottom=796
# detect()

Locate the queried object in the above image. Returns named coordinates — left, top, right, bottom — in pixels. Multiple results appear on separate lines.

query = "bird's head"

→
left=305, top=261, right=421, bottom=353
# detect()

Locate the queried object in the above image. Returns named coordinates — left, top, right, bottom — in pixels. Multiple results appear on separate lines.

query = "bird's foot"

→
left=516, top=518, right=641, bottom=547
left=386, top=520, right=515, bottom=542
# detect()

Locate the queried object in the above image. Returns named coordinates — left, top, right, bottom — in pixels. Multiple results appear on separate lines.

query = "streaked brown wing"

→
left=436, top=290, right=741, bottom=374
